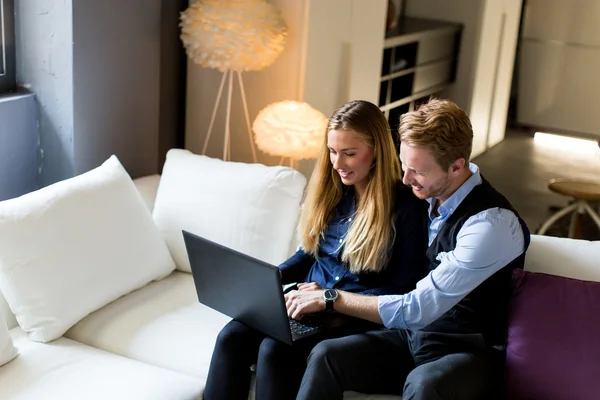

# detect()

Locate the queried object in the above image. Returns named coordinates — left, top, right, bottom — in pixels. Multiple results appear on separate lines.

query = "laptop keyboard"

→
left=289, top=319, right=319, bottom=336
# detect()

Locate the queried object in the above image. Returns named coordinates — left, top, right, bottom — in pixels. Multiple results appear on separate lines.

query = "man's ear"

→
left=449, top=158, right=466, bottom=175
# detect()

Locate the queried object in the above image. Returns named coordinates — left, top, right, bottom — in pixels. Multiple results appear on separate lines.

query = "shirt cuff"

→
left=377, top=295, right=407, bottom=329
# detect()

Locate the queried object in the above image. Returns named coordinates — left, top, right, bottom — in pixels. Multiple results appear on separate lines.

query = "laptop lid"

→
left=182, top=230, right=294, bottom=345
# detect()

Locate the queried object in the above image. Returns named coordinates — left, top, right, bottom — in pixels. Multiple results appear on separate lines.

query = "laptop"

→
left=183, top=230, right=352, bottom=346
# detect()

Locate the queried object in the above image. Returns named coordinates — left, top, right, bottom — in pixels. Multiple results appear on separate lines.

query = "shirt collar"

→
left=426, top=163, right=482, bottom=219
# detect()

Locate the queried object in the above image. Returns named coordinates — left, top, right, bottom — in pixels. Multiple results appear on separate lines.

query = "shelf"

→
left=381, top=68, right=414, bottom=83
left=381, top=56, right=455, bottom=82
left=384, top=17, right=462, bottom=49
left=380, top=82, right=453, bottom=112
left=378, top=16, right=462, bottom=126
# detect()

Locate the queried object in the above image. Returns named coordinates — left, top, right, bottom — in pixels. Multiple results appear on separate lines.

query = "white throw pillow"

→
left=0, top=156, right=176, bottom=342
left=0, top=310, right=17, bottom=366
left=153, top=149, right=307, bottom=272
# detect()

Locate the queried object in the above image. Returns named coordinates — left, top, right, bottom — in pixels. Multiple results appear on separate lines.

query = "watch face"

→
left=324, top=289, right=337, bottom=301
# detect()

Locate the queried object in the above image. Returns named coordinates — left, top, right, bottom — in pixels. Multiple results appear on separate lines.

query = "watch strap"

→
left=325, top=298, right=334, bottom=311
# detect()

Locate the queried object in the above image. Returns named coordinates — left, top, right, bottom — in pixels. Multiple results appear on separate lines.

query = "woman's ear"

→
left=371, top=146, right=377, bottom=169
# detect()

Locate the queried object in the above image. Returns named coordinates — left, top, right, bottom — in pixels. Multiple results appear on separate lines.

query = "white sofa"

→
left=0, top=150, right=599, bottom=400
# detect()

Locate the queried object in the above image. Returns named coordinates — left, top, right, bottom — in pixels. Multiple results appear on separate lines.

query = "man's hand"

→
left=284, top=286, right=325, bottom=320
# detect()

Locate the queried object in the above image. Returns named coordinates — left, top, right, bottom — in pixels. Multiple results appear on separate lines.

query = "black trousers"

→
left=204, top=318, right=381, bottom=400
left=297, top=328, right=502, bottom=400
left=203, top=320, right=319, bottom=400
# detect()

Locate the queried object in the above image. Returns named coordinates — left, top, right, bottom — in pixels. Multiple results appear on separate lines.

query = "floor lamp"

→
left=203, top=70, right=255, bottom=162
left=252, top=100, right=328, bottom=170
left=179, top=0, right=287, bottom=162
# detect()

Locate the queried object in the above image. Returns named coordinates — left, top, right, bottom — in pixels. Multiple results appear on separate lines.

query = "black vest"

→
left=423, top=177, right=528, bottom=348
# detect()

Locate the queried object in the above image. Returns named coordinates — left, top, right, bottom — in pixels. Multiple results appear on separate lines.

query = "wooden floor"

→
left=472, top=130, right=600, bottom=238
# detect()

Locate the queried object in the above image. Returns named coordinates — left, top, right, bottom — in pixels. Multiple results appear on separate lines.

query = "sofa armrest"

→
left=133, top=174, right=161, bottom=213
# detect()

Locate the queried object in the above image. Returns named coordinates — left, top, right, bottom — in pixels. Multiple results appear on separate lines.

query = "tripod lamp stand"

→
left=180, top=0, right=288, bottom=162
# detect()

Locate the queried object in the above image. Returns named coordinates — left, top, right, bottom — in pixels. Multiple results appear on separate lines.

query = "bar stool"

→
left=538, top=179, right=600, bottom=238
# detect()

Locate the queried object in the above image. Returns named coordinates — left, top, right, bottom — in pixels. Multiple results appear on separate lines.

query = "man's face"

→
left=400, top=144, right=453, bottom=201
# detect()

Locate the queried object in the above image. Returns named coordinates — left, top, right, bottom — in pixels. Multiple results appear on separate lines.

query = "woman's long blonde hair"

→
left=298, top=100, right=402, bottom=274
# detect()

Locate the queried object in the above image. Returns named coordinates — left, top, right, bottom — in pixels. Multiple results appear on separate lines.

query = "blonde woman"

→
left=203, top=100, right=427, bottom=400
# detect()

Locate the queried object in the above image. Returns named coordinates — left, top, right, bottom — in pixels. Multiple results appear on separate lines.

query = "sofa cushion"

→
left=0, top=310, right=17, bottom=366
left=133, top=174, right=161, bottom=213
left=66, top=271, right=230, bottom=382
left=67, top=271, right=401, bottom=400
left=506, top=269, right=600, bottom=399
left=66, top=270, right=402, bottom=400
left=0, top=329, right=202, bottom=400
left=0, top=156, right=176, bottom=342
left=524, top=235, right=600, bottom=281
left=153, top=149, right=306, bottom=272
left=0, top=292, right=16, bottom=330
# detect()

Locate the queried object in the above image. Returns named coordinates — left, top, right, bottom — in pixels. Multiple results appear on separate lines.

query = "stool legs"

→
left=584, top=202, right=600, bottom=229
left=568, top=209, right=578, bottom=238
left=538, top=203, right=578, bottom=236
left=539, top=200, right=600, bottom=238
left=568, top=202, right=585, bottom=238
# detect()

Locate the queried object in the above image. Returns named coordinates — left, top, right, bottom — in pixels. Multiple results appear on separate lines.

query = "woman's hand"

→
left=297, top=282, right=322, bottom=291
left=284, top=288, right=325, bottom=320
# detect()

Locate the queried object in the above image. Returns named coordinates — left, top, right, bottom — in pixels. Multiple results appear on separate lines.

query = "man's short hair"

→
left=399, top=98, right=474, bottom=170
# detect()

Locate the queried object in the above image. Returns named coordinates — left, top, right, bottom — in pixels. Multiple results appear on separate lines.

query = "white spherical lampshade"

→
left=252, top=101, right=329, bottom=160
left=180, top=0, right=287, bottom=72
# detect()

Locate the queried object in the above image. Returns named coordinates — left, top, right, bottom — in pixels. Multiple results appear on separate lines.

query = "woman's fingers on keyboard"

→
left=285, top=289, right=325, bottom=319
left=284, top=291, right=299, bottom=318
left=297, top=282, right=322, bottom=291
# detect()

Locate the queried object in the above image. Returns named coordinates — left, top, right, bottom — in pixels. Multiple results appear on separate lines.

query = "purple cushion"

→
left=506, top=269, right=600, bottom=399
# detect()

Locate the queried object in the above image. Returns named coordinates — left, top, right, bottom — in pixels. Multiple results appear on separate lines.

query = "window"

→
left=0, top=0, right=15, bottom=94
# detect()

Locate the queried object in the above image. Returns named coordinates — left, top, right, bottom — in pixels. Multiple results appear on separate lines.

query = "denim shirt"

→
left=279, top=184, right=427, bottom=295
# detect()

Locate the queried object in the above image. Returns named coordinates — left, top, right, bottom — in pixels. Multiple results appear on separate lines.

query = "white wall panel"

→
left=517, top=41, right=600, bottom=135
left=522, top=0, right=600, bottom=46
left=517, top=0, right=600, bottom=138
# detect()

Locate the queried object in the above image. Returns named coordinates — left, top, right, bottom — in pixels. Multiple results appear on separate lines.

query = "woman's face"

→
left=327, top=129, right=375, bottom=192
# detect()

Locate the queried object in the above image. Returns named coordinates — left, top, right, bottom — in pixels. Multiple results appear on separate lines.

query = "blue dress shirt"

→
left=378, top=163, right=528, bottom=329
left=279, top=185, right=427, bottom=296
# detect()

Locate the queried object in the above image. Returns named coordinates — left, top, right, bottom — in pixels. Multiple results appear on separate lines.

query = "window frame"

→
left=0, top=0, right=16, bottom=94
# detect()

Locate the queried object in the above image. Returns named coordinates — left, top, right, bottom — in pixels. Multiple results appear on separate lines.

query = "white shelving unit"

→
left=378, top=17, right=462, bottom=132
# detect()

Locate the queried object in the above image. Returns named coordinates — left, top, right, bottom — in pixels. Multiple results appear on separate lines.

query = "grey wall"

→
left=72, top=0, right=161, bottom=178
left=0, top=93, right=38, bottom=201
left=159, top=0, right=188, bottom=169
left=14, top=0, right=184, bottom=186
left=15, top=0, right=75, bottom=187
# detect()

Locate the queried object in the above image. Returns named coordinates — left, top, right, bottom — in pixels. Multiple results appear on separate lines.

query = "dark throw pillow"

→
left=506, top=269, right=600, bottom=400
